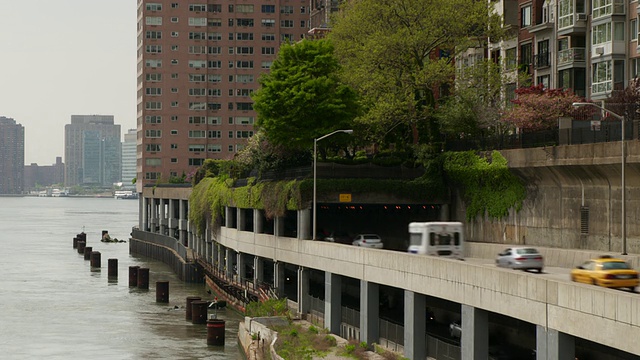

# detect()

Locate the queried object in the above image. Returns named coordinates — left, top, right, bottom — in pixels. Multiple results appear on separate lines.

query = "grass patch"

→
left=273, top=323, right=335, bottom=360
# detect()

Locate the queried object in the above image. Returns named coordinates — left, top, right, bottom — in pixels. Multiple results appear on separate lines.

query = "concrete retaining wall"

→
left=129, top=238, right=203, bottom=283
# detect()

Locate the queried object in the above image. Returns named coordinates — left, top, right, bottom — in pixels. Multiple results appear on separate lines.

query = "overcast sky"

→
left=0, top=1, right=137, bottom=165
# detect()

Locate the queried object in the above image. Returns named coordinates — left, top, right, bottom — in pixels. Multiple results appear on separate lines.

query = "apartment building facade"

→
left=137, top=0, right=309, bottom=189
left=0, top=116, right=25, bottom=194
left=468, top=0, right=638, bottom=104
left=122, top=129, right=137, bottom=187
left=64, top=115, right=122, bottom=188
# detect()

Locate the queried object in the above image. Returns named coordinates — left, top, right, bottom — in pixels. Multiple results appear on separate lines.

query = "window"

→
left=261, top=19, right=275, bottom=27
left=208, top=18, right=222, bottom=27
left=592, top=0, right=612, bottom=19
left=631, top=19, right=638, bottom=41
left=171, top=17, right=178, bottom=23
left=281, top=20, right=294, bottom=28
left=537, top=75, right=550, bottom=89
left=188, top=130, right=206, bottom=138
left=189, top=145, right=206, bottom=152
left=208, top=130, right=221, bottom=138
left=228, top=145, right=234, bottom=152
left=146, top=17, right=162, bottom=26
left=189, top=32, right=206, bottom=40
left=171, top=73, right=178, bottom=79
left=189, top=4, right=207, bottom=12
left=236, top=4, right=254, bottom=13
left=236, top=18, right=254, bottom=27
left=262, top=33, right=275, bottom=41
left=236, top=131, right=254, bottom=138
left=189, top=74, right=206, bottom=82
left=521, top=5, right=531, bottom=27
left=505, top=48, right=517, bottom=69
left=189, top=102, right=206, bottom=110
left=146, top=73, right=162, bottom=82
left=189, top=45, right=206, bottom=54
left=171, top=3, right=178, bottom=8
left=208, top=4, right=222, bottom=12
left=171, top=115, right=178, bottom=121
left=209, top=74, right=222, bottom=83
left=261, top=47, right=275, bottom=55
left=145, top=88, right=162, bottom=95
left=145, top=59, right=162, bottom=68
left=171, top=45, right=178, bottom=51
left=236, top=74, right=254, bottom=83
left=189, top=88, right=206, bottom=96
left=145, top=172, right=161, bottom=180
left=170, top=88, right=177, bottom=93
left=170, top=130, right=178, bottom=135
left=208, top=89, right=221, bottom=96
left=236, top=102, right=253, bottom=110
left=208, top=60, right=222, bottom=68
left=614, top=22, right=625, bottom=41
left=235, top=116, right=254, bottom=125
left=261, top=61, right=272, bottom=69
left=520, top=43, right=532, bottom=72
left=236, top=33, right=254, bottom=40
left=145, top=129, right=162, bottom=138
left=145, top=102, right=162, bottom=110
left=145, top=144, right=161, bottom=152
left=236, top=60, right=254, bottom=68
left=171, top=144, right=178, bottom=149
left=208, top=103, right=222, bottom=110
left=189, top=116, right=206, bottom=124
left=208, top=117, right=221, bottom=125
left=592, top=60, right=612, bottom=94
left=145, top=115, right=162, bottom=124
left=558, top=0, right=574, bottom=29
left=236, top=89, right=252, bottom=97
left=208, top=46, right=221, bottom=54
left=229, top=5, right=234, bottom=12
left=592, top=22, right=612, bottom=45
left=189, top=17, right=207, bottom=26
left=281, top=5, right=294, bottom=14
left=146, top=3, right=162, bottom=11
left=171, top=59, right=178, bottom=65
left=145, top=31, right=162, bottom=39
left=145, top=158, right=161, bottom=166
left=208, top=144, right=222, bottom=152
left=189, top=159, right=205, bottom=166
left=301, top=20, right=306, bottom=28
left=208, top=32, right=222, bottom=40
left=281, top=34, right=293, bottom=42
left=301, top=6, right=306, bottom=13
left=189, top=60, right=207, bottom=68
left=228, top=131, right=234, bottom=138
left=171, top=31, right=178, bottom=37
left=262, top=5, right=275, bottom=13
left=145, top=45, right=162, bottom=53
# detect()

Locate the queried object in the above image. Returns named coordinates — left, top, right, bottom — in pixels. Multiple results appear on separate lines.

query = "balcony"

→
left=533, top=52, right=550, bottom=69
left=557, top=14, right=588, bottom=36
left=557, top=48, right=586, bottom=69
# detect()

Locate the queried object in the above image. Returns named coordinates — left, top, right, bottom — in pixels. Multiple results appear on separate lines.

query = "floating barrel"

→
left=73, top=237, right=79, bottom=249
left=77, top=241, right=86, bottom=254
left=137, top=268, right=150, bottom=289
left=90, top=251, right=101, bottom=268
left=78, top=232, right=86, bottom=242
left=156, top=281, right=169, bottom=303
left=191, top=300, right=208, bottom=324
left=108, top=259, right=118, bottom=277
left=185, top=296, right=201, bottom=321
left=207, top=319, right=226, bottom=346
left=128, top=266, right=140, bottom=287
left=84, top=247, right=92, bottom=260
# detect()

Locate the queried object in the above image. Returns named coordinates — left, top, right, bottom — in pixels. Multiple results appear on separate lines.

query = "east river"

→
left=0, top=196, right=243, bottom=360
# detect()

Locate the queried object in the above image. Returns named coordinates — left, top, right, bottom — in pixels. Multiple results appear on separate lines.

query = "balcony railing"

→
left=533, top=52, right=550, bottom=68
left=558, top=48, right=586, bottom=66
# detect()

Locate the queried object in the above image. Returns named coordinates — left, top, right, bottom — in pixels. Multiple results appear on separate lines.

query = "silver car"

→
left=495, top=247, right=544, bottom=273
left=352, top=234, right=384, bottom=249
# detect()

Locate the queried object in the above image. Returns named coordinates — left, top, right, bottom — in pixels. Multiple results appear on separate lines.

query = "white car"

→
left=352, top=234, right=383, bottom=249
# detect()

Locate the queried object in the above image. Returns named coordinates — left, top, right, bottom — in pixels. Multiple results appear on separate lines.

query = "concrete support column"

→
left=461, top=304, right=489, bottom=360
left=141, top=196, right=148, bottom=231
left=225, top=248, right=233, bottom=279
left=237, top=208, right=245, bottom=231
left=252, top=209, right=261, bottom=234
left=159, top=199, right=167, bottom=235
left=536, top=325, right=575, bottom=360
left=225, top=206, right=233, bottom=228
left=168, top=199, right=177, bottom=238
left=218, top=244, right=225, bottom=271
left=212, top=242, right=218, bottom=269
left=237, top=252, right=245, bottom=281
left=404, top=290, right=426, bottom=360
left=297, top=209, right=311, bottom=240
left=179, top=199, right=187, bottom=245
left=297, top=267, right=310, bottom=315
left=360, top=281, right=380, bottom=346
left=439, top=203, right=449, bottom=221
left=324, top=272, right=342, bottom=335
left=274, top=261, right=285, bottom=297
left=274, top=216, right=285, bottom=237
left=253, top=256, right=263, bottom=285
left=150, top=199, right=158, bottom=233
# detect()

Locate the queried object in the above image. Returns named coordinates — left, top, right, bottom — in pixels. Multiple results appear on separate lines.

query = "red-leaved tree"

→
left=501, top=84, right=593, bottom=131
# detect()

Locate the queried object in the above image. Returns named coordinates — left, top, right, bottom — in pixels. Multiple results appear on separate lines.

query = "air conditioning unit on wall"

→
left=595, top=47, right=604, bottom=55
left=577, top=13, right=587, bottom=20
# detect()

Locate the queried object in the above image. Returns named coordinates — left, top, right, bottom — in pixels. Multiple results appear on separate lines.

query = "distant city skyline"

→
left=0, top=1, right=137, bottom=165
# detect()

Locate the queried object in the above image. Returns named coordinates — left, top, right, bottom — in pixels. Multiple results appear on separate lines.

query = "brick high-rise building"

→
left=0, top=116, right=25, bottom=194
left=137, top=1, right=309, bottom=189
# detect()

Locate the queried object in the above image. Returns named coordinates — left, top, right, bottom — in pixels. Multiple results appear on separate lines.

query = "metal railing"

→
left=557, top=47, right=585, bottom=66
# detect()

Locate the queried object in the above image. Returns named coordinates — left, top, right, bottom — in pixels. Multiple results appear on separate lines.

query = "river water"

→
left=0, top=196, right=242, bottom=360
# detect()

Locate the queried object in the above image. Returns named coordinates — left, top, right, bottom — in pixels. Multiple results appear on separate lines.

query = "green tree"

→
left=252, top=39, right=360, bottom=151
left=329, top=0, right=502, bottom=146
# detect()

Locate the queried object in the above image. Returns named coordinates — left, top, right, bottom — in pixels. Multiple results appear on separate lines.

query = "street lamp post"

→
left=313, top=129, right=353, bottom=240
left=572, top=102, right=627, bottom=254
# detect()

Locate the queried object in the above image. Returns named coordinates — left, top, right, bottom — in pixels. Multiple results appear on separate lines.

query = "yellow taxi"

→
left=571, top=256, right=639, bottom=291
